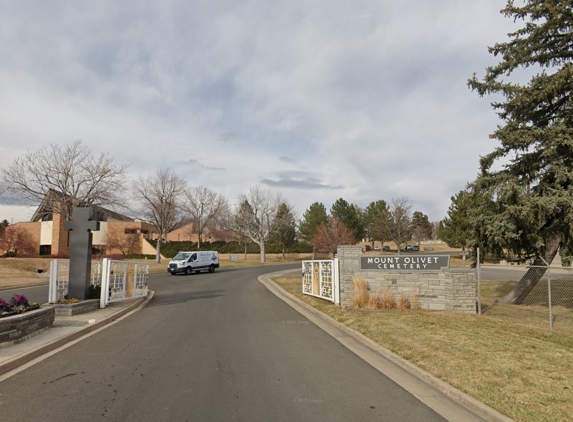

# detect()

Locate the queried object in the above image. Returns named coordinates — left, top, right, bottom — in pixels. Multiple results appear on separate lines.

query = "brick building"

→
left=2, top=194, right=155, bottom=256
left=1, top=191, right=238, bottom=256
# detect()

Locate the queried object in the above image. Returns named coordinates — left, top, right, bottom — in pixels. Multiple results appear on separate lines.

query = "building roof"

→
left=30, top=189, right=134, bottom=222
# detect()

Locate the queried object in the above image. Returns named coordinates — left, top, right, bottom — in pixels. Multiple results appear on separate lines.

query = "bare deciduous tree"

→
left=386, top=197, right=413, bottom=255
left=182, top=186, right=229, bottom=248
left=230, top=185, right=283, bottom=263
left=1, top=140, right=129, bottom=219
left=106, top=226, right=140, bottom=256
left=133, top=168, right=187, bottom=263
left=0, top=225, right=35, bottom=256
left=311, top=216, right=356, bottom=256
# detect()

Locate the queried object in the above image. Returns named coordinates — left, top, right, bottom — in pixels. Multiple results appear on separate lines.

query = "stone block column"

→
left=337, top=245, right=362, bottom=307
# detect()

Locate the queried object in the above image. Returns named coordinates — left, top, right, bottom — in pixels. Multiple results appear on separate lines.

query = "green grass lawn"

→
left=272, top=275, right=573, bottom=422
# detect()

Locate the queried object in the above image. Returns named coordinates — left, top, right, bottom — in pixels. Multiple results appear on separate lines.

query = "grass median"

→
left=271, top=275, right=573, bottom=422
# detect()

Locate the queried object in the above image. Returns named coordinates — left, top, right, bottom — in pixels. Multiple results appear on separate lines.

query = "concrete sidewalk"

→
left=0, top=292, right=154, bottom=378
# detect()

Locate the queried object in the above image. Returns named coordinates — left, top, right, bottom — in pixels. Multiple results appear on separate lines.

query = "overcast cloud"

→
left=0, top=1, right=517, bottom=223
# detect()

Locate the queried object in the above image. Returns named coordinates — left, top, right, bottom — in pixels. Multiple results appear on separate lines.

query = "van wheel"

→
left=170, top=272, right=176, bottom=276
left=185, top=267, right=192, bottom=275
left=208, top=265, right=215, bottom=273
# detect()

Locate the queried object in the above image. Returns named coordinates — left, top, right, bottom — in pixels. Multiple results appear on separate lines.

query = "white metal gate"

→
left=49, top=258, right=149, bottom=308
left=100, top=259, right=149, bottom=308
left=48, top=260, right=102, bottom=303
left=302, top=259, right=339, bottom=304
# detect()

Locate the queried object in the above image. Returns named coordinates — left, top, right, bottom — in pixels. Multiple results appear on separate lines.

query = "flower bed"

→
left=0, top=295, right=41, bottom=319
left=0, top=294, right=54, bottom=347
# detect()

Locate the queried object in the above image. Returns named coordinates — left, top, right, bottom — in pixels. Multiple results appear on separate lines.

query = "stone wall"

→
left=0, top=307, right=55, bottom=347
left=337, top=246, right=475, bottom=314
left=48, top=299, right=99, bottom=316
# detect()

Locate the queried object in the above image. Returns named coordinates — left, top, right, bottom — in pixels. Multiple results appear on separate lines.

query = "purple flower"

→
left=0, top=298, right=7, bottom=310
left=10, top=294, right=29, bottom=307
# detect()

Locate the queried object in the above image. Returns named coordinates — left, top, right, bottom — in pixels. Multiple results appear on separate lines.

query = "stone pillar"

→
left=445, top=269, right=476, bottom=314
left=337, top=245, right=362, bottom=307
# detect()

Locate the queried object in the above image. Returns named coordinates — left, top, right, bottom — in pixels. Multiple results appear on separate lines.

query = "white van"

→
left=167, top=251, right=220, bottom=275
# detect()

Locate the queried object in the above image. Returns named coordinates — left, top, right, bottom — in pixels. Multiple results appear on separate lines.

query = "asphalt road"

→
left=0, top=264, right=448, bottom=421
left=1, top=262, right=531, bottom=305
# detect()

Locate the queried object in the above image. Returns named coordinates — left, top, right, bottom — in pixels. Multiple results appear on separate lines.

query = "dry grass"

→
left=411, top=293, right=421, bottom=310
left=272, top=275, right=573, bottom=422
left=396, top=294, right=410, bottom=311
left=351, top=277, right=410, bottom=311
left=367, top=295, right=381, bottom=309
left=0, top=258, right=52, bottom=289
left=380, top=292, right=396, bottom=310
left=352, top=275, right=370, bottom=308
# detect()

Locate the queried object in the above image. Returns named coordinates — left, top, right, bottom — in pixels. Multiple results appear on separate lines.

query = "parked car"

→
left=404, top=245, right=419, bottom=252
left=382, top=246, right=390, bottom=251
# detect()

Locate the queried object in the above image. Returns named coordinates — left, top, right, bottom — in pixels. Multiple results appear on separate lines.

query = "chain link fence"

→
left=477, top=256, right=573, bottom=333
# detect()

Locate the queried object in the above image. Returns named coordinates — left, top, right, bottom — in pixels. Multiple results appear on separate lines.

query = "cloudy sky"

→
left=0, top=1, right=518, bottom=224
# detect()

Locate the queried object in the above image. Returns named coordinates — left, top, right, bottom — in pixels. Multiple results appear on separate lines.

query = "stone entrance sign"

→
left=360, top=255, right=450, bottom=271
left=64, top=207, right=100, bottom=300
left=338, top=246, right=475, bottom=313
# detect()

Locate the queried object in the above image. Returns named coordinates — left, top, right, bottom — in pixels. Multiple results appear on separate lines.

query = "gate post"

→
left=49, top=259, right=58, bottom=303
left=100, top=258, right=110, bottom=309
left=333, top=257, right=340, bottom=305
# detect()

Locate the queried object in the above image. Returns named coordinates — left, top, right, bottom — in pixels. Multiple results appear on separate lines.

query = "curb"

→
left=259, top=270, right=514, bottom=422
left=0, top=290, right=155, bottom=377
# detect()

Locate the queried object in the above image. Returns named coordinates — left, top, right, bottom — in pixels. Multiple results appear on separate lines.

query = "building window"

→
left=41, top=213, right=53, bottom=221
left=40, top=245, right=52, bottom=255
left=92, top=246, right=106, bottom=255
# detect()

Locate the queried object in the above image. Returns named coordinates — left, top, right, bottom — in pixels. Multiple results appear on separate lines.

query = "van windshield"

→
left=173, top=253, right=191, bottom=261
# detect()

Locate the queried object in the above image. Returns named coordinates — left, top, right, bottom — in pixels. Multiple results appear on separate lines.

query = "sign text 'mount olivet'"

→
left=360, top=255, right=450, bottom=271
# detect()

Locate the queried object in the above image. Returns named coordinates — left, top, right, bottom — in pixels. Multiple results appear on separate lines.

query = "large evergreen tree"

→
left=299, top=202, right=328, bottom=259
left=411, top=211, right=433, bottom=243
left=468, top=0, right=573, bottom=303
left=330, top=198, right=364, bottom=241
left=364, top=200, right=389, bottom=248
left=441, top=189, right=485, bottom=260
left=269, top=202, right=297, bottom=258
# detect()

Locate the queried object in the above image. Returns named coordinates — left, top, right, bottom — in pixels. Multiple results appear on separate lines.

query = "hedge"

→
left=144, top=240, right=313, bottom=258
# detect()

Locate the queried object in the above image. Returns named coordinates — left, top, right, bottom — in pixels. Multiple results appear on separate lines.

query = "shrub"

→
left=397, top=294, right=410, bottom=311
left=89, top=284, right=101, bottom=299
left=411, top=295, right=421, bottom=310
left=145, top=239, right=314, bottom=257
left=411, top=285, right=422, bottom=310
left=380, top=292, right=396, bottom=310
left=124, top=254, right=156, bottom=260
left=352, top=275, right=370, bottom=308
left=367, top=294, right=381, bottom=310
